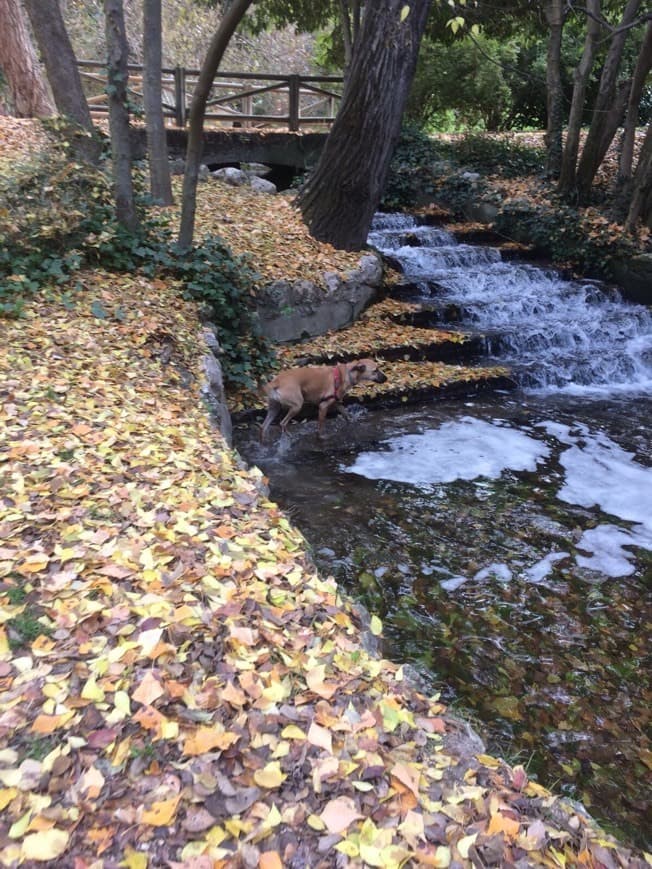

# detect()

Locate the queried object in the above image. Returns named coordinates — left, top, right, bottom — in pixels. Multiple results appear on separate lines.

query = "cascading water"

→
left=369, top=213, right=652, bottom=391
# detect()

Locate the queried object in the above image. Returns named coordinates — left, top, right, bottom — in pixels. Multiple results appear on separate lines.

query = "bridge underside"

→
left=130, top=127, right=329, bottom=170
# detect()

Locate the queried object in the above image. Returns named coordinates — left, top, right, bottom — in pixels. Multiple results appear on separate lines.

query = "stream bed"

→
left=234, top=215, right=652, bottom=850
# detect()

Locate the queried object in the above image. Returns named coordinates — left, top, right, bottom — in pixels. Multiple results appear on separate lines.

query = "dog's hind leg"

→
left=279, top=400, right=302, bottom=435
left=261, top=398, right=282, bottom=442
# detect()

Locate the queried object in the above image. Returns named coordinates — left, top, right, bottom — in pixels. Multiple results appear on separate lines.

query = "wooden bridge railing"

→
left=76, top=60, right=343, bottom=131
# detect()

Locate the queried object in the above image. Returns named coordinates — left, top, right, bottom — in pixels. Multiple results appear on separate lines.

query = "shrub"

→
left=493, top=199, right=638, bottom=278
left=437, top=133, right=546, bottom=178
left=0, top=123, right=274, bottom=387
left=381, top=124, right=444, bottom=211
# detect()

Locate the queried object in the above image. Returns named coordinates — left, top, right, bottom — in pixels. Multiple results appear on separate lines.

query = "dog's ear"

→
left=351, top=363, right=366, bottom=373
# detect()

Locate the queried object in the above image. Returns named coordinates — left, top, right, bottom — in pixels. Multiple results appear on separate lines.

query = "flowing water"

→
left=234, top=215, right=652, bottom=850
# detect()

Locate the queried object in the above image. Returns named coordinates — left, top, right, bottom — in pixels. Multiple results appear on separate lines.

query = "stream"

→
left=234, top=215, right=652, bottom=850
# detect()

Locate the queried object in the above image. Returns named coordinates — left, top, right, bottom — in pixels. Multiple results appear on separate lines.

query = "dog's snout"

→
left=375, top=370, right=388, bottom=383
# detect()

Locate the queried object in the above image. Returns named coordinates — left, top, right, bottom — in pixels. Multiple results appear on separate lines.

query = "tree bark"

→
left=104, top=0, right=139, bottom=231
left=624, top=121, right=652, bottom=231
left=178, top=0, right=254, bottom=250
left=543, top=0, right=565, bottom=178
left=575, top=0, right=642, bottom=202
left=23, top=0, right=101, bottom=163
left=143, top=0, right=173, bottom=205
left=618, top=19, right=652, bottom=182
left=0, top=0, right=54, bottom=117
left=297, top=0, right=433, bottom=251
left=558, top=0, right=602, bottom=197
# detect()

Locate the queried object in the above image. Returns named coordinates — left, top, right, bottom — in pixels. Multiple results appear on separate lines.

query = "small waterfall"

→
left=370, top=213, right=652, bottom=392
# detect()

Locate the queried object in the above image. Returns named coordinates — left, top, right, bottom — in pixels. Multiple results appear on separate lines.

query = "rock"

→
left=254, top=253, right=383, bottom=343
left=200, top=327, right=233, bottom=446
left=249, top=175, right=277, bottom=194
left=212, top=167, right=248, bottom=186
left=611, top=253, right=652, bottom=305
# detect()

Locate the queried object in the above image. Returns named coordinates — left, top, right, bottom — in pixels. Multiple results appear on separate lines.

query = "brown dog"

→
left=260, top=359, right=387, bottom=441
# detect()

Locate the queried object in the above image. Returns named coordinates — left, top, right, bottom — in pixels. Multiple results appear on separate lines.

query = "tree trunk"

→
left=297, top=0, right=433, bottom=251
left=23, top=0, right=101, bottom=163
left=618, top=20, right=652, bottom=182
left=575, top=0, right=642, bottom=202
left=178, top=0, right=254, bottom=250
left=558, top=0, right=602, bottom=197
left=624, top=121, right=652, bottom=232
left=104, top=0, right=139, bottom=232
left=143, top=0, right=173, bottom=205
left=543, top=0, right=565, bottom=178
left=0, top=0, right=54, bottom=117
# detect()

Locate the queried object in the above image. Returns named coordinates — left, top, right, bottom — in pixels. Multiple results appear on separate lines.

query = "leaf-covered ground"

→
left=1, top=120, right=650, bottom=867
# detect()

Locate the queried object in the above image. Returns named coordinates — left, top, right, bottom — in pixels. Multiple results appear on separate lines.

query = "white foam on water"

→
left=538, top=421, right=652, bottom=577
left=344, top=417, right=549, bottom=488
left=474, top=563, right=513, bottom=582
left=556, top=430, right=652, bottom=530
left=525, top=551, right=570, bottom=583
left=575, top=524, right=652, bottom=577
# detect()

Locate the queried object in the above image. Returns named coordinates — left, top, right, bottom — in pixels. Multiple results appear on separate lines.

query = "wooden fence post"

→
left=288, top=75, right=300, bottom=132
left=173, top=65, right=186, bottom=127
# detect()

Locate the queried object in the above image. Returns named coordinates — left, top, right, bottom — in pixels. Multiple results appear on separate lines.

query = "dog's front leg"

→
left=317, top=398, right=337, bottom=435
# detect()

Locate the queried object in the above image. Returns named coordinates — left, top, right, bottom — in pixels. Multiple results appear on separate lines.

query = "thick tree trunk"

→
left=575, top=0, right=642, bottom=202
left=104, top=0, right=139, bottom=232
left=543, top=0, right=565, bottom=178
left=0, top=0, right=54, bottom=117
left=624, top=121, right=652, bottom=232
left=297, top=0, right=433, bottom=251
left=23, top=0, right=101, bottom=163
left=618, top=20, right=652, bottom=182
left=178, top=0, right=254, bottom=250
left=558, top=0, right=601, bottom=197
left=143, top=0, right=173, bottom=205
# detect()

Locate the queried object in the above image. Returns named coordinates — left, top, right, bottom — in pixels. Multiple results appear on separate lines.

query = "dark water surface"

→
left=235, top=214, right=652, bottom=849
left=235, top=392, right=651, bottom=850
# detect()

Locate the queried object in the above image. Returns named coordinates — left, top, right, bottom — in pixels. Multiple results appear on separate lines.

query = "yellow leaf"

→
left=141, top=795, right=180, bottom=827
left=456, top=833, right=478, bottom=859
left=280, top=724, right=306, bottom=740
left=400, top=4, right=410, bottom=21
left=81, top=676, right=106, bottom=703
left=0, top=787, right=17, bottom=811
left=253, top=761, right=286, bottom=789
left=114, top=690, right=131, bottom=717
left=21, top=828, right=69, bottom=862
left=369, top=614, right=383, bottom=636
left=122, top=845, right=148, bottom=868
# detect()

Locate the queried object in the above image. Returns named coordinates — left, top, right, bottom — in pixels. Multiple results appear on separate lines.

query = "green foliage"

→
left=7, top=609, right=52, bottom=649
left=0, top=125, right=274, bottom=388
left=381, top=124, right=444, bottom=211
left=406, top=35, right=519, bottom=132
left=171, top=236, right=275, bottom=387
left=439, top=133, right=546, bottom=178
left=493, top=199, right=639, bottom=278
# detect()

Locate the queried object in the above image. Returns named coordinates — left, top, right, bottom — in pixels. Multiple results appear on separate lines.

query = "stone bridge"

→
left=130, top=127, right=329, bottom=174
